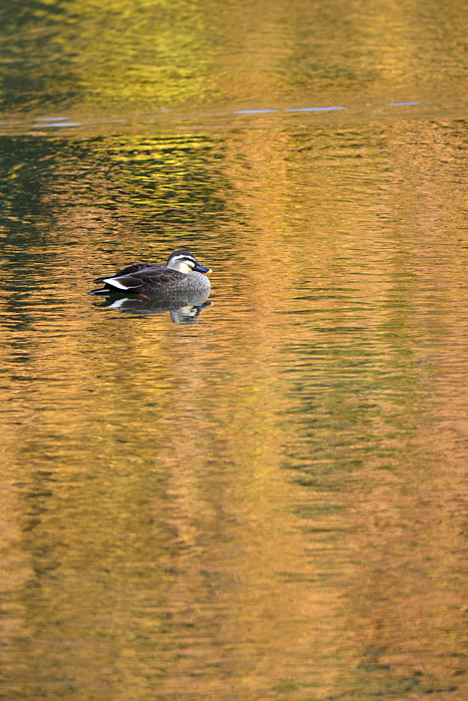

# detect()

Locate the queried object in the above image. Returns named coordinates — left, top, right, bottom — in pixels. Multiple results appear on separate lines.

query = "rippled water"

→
left=2, top=1, right=468, bottom=700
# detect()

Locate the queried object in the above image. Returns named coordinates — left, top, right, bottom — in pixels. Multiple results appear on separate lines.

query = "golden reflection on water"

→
left=2, top=117, right=468, bottom=700
left=2, top=0, right=468, bottom=115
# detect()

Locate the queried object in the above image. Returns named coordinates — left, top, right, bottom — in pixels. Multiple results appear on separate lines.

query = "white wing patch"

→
left=103, top=277, right=132, bottom=290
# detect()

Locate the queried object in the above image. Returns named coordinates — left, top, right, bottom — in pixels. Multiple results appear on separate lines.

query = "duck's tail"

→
left=88, top=287, right=109, bottom=295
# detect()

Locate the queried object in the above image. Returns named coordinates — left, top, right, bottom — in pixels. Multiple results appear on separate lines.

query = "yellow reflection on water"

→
left=3, top=0, right=468, bottom=116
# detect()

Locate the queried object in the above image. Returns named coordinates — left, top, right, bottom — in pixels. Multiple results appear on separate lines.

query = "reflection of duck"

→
left=93, top=292, right=212, bottom=324
left=89, top=250, right=211, bottom=296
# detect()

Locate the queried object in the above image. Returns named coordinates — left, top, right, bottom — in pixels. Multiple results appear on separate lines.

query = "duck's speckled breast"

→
left=185, top=271, right=211, bottom=292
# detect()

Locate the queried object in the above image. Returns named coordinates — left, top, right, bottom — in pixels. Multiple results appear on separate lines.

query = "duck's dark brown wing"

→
left=94, top=263, right=162, bottom=284
left=102, top=266, right=188, bottom=292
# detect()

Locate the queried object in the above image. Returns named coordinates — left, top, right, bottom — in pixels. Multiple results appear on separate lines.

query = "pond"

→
left=2, top=1, right=468, bottom=700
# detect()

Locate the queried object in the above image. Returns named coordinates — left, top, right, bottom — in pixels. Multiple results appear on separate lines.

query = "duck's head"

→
left=167, top=250, right=211, bottom=275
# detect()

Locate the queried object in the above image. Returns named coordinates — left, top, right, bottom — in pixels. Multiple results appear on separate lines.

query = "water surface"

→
left=2, top=1, right=468, bottom=700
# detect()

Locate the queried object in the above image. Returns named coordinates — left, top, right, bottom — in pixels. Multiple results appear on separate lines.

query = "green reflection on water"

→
left=1, top=0, right=217, bottom=113
left=2, top=0, right=468, bottom=115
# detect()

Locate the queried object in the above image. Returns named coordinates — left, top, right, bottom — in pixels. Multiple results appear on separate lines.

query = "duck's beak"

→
left=193, top=262, right=211, bottom=274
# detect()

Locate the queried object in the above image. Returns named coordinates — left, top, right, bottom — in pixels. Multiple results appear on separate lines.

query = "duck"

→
left=89, top=250, right=211, bottom=296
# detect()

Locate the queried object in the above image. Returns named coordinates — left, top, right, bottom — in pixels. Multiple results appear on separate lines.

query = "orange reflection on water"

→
left=1, top=116, right=468, bottom=700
